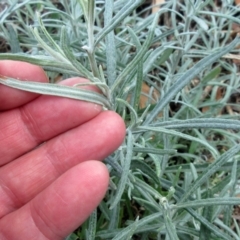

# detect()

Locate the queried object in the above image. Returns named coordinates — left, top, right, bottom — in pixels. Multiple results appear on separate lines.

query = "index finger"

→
left=0, top=60, right=48, bottom=110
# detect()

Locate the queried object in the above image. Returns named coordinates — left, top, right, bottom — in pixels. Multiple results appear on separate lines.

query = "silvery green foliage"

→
left=1, top=0, right=240, bottom=239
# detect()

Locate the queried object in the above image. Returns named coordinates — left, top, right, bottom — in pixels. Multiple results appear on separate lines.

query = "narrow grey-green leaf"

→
left=132, top=58, right=143, bottom=111
left=200, top=190, right=213, bottom=240
left=179, top=144, right=240, bottom=203
left=110, top=130, right=134, bottom=209
left=95, top=0, right=144, bottom=46
left=133, top=147, right=176, bottom=155
left=77, top=0, right=88, bottom=21
left=112, top=217, right=139, bottom=240
left=108, top=203, right=120, bottom=230
left=152, top=118, right=240, bottom=130
left=174, top=197, right=240, bottom=209
left=7, top=24, right=22, bottom=53
left=86, top=209, right=97, bottom=240
left=192, top=16, right=209, bottom=31
left=104, top=0, right=116, bottom=87
left=163, top=212, right=179, bottom=240
left=0, top=76, right=112, bottom=109
left=60, top=26, right=94, bottom=80
left=0, top=53, right=77, bottom=75
left=65, top=233, right=79, bottom=240
left=202, top=66, right=221, bottom=83
left=138, top=126, right=218, bottom=158
left=127, top=26, right=141, bottom=50
left=111, top=13, right=159, bottom=93
left=98, top=213, right=162, bottom=239
left=214, top=218, right=240, bottom=240
left=0, top=0, right=31, bottom=23
left=131, top=160, right=160, bottom=185
left=165, top=161, right=240, bottom=173
left=200, top=10, right=240, bottom=24
left=36, top=12, right=64, bottom=55
left=144, top=37, right=240, bottom=124
left=30, top=27, right=66, bottom=63
left=187, top=208, right=233, bottom=240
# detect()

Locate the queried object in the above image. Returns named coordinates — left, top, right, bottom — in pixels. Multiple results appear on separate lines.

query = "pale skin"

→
left=0, top=60, right=126, bottom=239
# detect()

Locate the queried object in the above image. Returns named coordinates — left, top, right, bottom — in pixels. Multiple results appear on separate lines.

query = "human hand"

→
left=0, top=61, right=125, bottom=239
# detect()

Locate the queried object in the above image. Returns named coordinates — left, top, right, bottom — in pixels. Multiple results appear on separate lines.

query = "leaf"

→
left=86, top=209, right=97, bottom=240
left=95, top=0, right=144, bottom=46
left=138, top=126, right=219, bottom=158
left=60, top=26, right=94, bottom=80
left=131, top=160, right=160, bottom=184
left=132, top=147, right=176, bottom=155
left=0, top=53, right=76, bottom=74
left=187, top=208, right=232, bottom=240
left=163, top=212, right=179, bottom=240
left=152, top=118, right=240, bottom=130
left=192, top=16, right=209, bottom=31
left=77, top=0, right=88, bottom=21
left=65, top=233, right=79, bottom=240
left=112, top=217, right=139, bottom=240
left=0, top=76, right=112, bottom=109
left=179, top=144, right=240, bottom=203
left=6, top=24, right=22, bottom=53
left=110, top=130, right=134, bottom=209
left=144, top=37, right=240, bottom=124
left=104, top=0, right=116, bottom=87
left=174, top=197, right=240, bottom=209
left=111, top=12, right=160, bottom=93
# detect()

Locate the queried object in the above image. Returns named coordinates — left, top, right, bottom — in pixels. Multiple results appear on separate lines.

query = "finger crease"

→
left=19, top=106, right=43, bottom=146
left=0, top=177, right=23, bottom=217
left=30, top=200, right=63, bottom=240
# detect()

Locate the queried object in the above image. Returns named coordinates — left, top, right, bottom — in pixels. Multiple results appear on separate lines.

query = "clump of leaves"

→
left=1, top=0, right=240, bottom=239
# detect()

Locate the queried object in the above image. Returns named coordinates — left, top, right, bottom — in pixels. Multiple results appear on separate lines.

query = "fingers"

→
left=0, top=60, right=49, bottom=110
left=0, top=161, right=109, bottom=240
left=0, top=111, right=125, bottom=217
left=0, top=77, right=102, bottom=166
